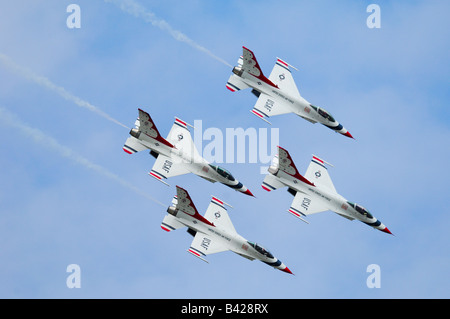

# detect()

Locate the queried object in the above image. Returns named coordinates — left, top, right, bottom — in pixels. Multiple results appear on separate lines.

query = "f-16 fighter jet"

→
left=161, top=185, right=293, bottom=274
left=261, top=146, right=391, bottom=234
left=226, top=46, right=353, bottom=138
left=123, top=109, right=253, bottom=196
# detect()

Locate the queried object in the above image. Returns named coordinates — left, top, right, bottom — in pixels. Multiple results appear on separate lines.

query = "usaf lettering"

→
left=301, top=197, right=311, bottom=210
left=201, top=237, right=211, bottom=250
left=226, top=303, right=268, bottom=314
left=162, top=159, right=172, bottom=173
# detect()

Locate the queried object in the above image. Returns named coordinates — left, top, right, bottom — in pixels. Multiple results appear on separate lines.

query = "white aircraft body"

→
left=123, top=109, right=253, bottom=196
left=262, top=146, right=392, bottom=234
left=161, top=186, right=293, bottom=274
left=226, top=46, right=353, bottom=139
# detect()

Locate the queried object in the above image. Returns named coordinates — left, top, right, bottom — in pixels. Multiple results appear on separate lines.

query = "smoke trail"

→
left=0, top=53, right=129, bottom=129
left=105, top=0, right=233, bottom=68
left=0, top=106, right=166, bottom=208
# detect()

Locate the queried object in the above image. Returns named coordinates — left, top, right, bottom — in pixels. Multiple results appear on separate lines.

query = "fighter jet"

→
left=161, top=185, right=293, bottom=274
left=226, top=46, right=353, bottom=138
left=261, top=146, right=391, bottom=234
left=123, top=108, right=253, bottom=196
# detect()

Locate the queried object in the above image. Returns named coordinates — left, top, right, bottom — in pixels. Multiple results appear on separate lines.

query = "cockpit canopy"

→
left=209, top=164, right=235, bottom=181
left=347, top=201, right=373, bottom=219
left=247, top=241, right=274, bottom=258
left=310, top=104, right=336, bottom=122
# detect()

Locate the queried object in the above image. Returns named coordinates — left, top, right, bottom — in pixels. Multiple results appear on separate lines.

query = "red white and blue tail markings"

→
left=288, top=206, right=307, bottom=221
left=137, top=108, right=175, bottom=148
left=226, top=81, right=241, bottom=92
left=175, top=186, right=215, bottom=227
left=123, top=144, right=139, bottom=154
left=242, top=46, right=278, bottom=89
left=123, top=108, right=175, bottom=154
left=250, top=109, right=270, bottom=124
left=277, top=146, right=315, bottom=187
left=275, top=58, right=292, bottom=73
left=149, top=169, right=166, bottom=181
left=173, top=117, right=188, bottom=130
left=261, top=181, right=275, bottom=192
left=188, top=246, right=207, bottom=260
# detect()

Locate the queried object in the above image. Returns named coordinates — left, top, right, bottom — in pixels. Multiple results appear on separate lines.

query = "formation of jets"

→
left=122, top=46, right=392, bottom=275
left=262, top=146, right=391, bottom=234
left=123, top=109, right=253, bottom=196
left=162, top=186, right=292, bottom=274
left=226, top=47, right=353, bottom=139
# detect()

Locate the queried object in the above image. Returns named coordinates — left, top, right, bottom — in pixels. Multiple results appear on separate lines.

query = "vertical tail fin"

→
left=174, top=186, right=214, bottom=227
left=136, top=109, right=175, bottom=148
left=242, top=46, right=278, bottom=88
left=277, top=146, right=315, bottom=187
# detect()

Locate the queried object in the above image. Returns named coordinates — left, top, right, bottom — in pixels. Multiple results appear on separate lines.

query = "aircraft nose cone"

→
left=381, top=227, right=393, bottom=235
left=281, top=266, right=294, bottom=275
left=343, top=131, right=354, bottom=139
left=243, top=189, right=255, bottom=197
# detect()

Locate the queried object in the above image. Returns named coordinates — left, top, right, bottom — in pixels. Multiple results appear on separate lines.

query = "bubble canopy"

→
left=247, top=241, right=274, bottom=259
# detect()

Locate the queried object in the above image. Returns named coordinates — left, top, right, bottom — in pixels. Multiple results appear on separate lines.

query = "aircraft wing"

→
left=288, top=191, right=330, bottom=222
left=304, top=155, right=337, bottom=194
left=204, top=196, right=237, bottom=235
left=268, top=58, right=301, bottom=100
left=165, top=117, right=201, bottom=160
left=148, top=154, right=190, bottom=185
left=251, top=92, right=292, bottom=124
left=187, top=232, right=230, bottom=263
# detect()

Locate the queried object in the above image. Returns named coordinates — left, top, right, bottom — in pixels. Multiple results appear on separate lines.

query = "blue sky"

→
left=0, top=0, right=449, bottom=298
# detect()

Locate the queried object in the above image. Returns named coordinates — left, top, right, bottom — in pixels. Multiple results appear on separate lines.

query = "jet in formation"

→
left=161, top=185, right=293, bottom=274
left=123, top=108, right=253, bottom=196
left=262, top=146, right=392, bottom=234
left=226, top=46, right=353, bottom=139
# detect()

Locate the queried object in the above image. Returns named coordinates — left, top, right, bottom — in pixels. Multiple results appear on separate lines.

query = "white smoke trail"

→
left=105, top=0, right=233, bottom=68
left=0, top=53, right=129, bottom=129
left=0, top=106, right=166, bottom=208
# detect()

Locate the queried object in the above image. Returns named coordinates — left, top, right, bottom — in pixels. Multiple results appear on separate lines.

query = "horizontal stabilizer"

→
left=261, top=173, right=286, bottom=192
left=226, top=74, right=250, bottom=92
left=161, top=214, right=185, bottom=232
left=123, top=136, right=148, bottom=154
